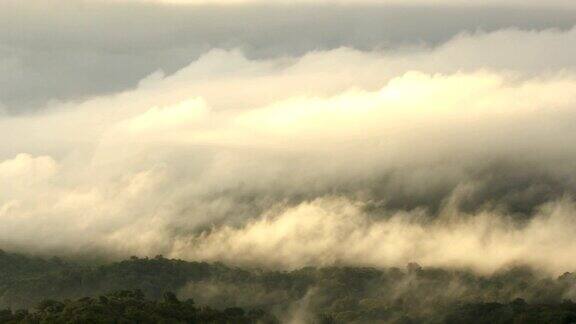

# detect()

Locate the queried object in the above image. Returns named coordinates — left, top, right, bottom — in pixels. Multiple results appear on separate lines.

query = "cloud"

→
left=3, top=27, right=576, bottom=273
left=1, top=0, right=575, bottom=113
left=125, top=98, right=210, bottom=134
left=0, top=154, right=57, bottom=183
left=172, top=197, right=576, bottom=275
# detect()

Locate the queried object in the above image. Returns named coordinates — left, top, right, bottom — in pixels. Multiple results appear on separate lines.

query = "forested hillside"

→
left=3, top=250, right=576, bottom=323
left=0, top=290, right=278, bottom=323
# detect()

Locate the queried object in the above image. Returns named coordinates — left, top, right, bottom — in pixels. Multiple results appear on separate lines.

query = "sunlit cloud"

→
left=2, top=7, right=576, bottom=275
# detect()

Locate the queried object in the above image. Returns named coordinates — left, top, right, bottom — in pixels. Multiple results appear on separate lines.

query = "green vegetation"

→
left=2, top=250, right=576, bottom=323
left=0, top=290, right=278, bottom=323
left=445, top=299, right=576, bottom=324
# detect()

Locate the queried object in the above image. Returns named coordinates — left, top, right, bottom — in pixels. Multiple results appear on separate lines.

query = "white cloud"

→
left=173, top=197, right=576, bottom=275
left=2, top=28, right=576, bottom=273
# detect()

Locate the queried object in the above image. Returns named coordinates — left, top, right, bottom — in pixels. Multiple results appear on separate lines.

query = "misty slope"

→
left=3, top=251, right=576, bottom=323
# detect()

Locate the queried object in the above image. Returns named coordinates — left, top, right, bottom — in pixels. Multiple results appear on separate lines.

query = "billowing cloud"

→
left=1, top=0, right=575, bottom=113
left=3, top=20, right=576, bottom=274
left=174, top=198, right=576, bottom=275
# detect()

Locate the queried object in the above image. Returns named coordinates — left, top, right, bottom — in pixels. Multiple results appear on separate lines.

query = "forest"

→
left=2, top=249, right=576, bottom=323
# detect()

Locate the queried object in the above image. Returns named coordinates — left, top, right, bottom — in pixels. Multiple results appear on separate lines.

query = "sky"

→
left=2, top=0, right=576, bottom=274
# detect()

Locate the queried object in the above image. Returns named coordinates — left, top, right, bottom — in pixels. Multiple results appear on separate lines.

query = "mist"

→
left=3, top=1, right=576, bottom=282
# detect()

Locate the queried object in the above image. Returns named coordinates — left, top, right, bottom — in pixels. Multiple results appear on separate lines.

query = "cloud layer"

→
left=3, top=8, right=576, bottom=274
left=2, top=0, right=575, bottom=113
